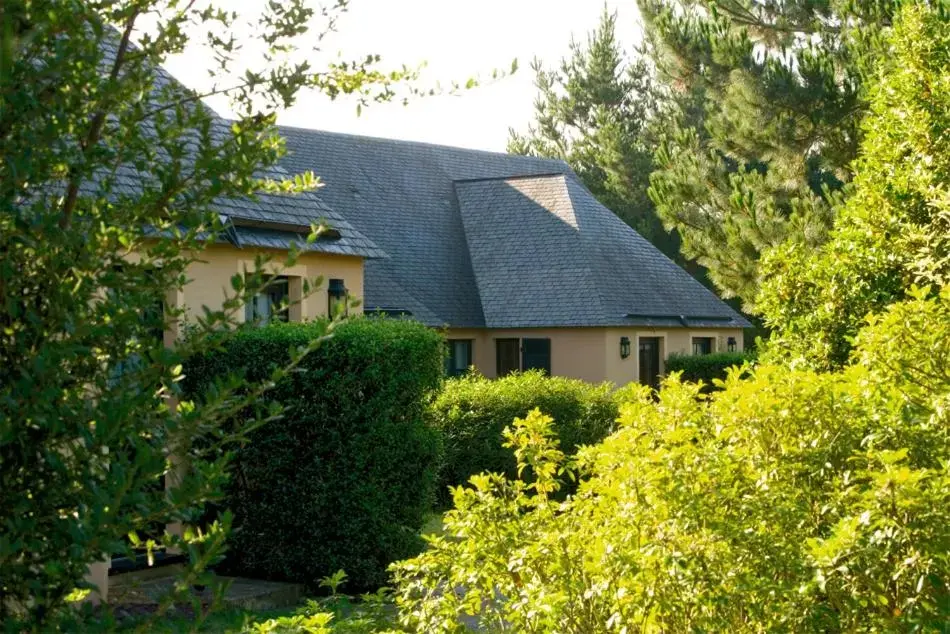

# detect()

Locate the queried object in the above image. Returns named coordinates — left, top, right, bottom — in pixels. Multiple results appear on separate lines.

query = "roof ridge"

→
left=453, top=172, right=567, bottom=185
left=275, top=123, right=570, bottom=164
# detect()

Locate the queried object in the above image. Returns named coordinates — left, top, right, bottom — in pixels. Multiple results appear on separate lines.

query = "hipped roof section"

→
left=278, top=127, right=750, bottom=329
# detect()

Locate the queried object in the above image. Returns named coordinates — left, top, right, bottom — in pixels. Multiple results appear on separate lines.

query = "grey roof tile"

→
left=277, top=127, right=749, bottom=329
left=94, top=32, right=383, bottom=259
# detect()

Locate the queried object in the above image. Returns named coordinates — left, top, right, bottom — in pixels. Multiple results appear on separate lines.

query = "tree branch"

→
left=59, top=12, right=138, bottom=229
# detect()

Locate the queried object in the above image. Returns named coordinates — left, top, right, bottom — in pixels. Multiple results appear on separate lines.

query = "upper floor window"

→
left=245, top=276, right=290, bottom=326
left=692, top=336, right=714, bottom=356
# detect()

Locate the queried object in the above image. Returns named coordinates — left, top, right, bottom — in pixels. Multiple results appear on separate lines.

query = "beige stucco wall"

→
left=604, top=327, right=745, bottom=387
left=447, top=326, right=744, bottom=387
left=448, top=328, right=610, bottom=384
left=178, top=244, right=364, bottom=325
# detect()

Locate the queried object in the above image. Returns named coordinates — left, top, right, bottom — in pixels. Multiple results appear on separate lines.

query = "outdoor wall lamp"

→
left=727, top=336, right=737, bottom=352
left=328, top=278, right=348, bottom=318
left=620, top=336, right=631, bottom=359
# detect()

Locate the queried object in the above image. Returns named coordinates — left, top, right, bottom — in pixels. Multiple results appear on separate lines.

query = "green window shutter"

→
left=496, top=339, right=520, bottom=377
left=522, top=338, right=551, bottom=375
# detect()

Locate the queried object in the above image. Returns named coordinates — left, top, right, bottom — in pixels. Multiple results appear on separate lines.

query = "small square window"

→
left=692, top=337, right=714, bottom=356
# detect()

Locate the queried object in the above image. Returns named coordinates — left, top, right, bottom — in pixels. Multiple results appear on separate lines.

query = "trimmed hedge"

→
left=428, top=371, right=617, bottom=505
left=184, top=318, right=443, bottom=590
left=665, top=351, right=756, bottom=388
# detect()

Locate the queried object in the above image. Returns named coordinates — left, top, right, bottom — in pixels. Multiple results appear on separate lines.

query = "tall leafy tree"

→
left=757, top=2, right=950, bottom=369
left=508, top=9, right=678, bottom=261
left=640, top=0, right=902, bottom=307
left=0, top=1, right=412, bottom=628
left=393, top=11, right=950, bottom=631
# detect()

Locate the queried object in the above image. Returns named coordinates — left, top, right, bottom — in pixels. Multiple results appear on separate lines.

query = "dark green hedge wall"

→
left=665, top=352, right=757, bottom=389
left=184, top=318, right=443, bottom=590
left=427, top=370, right=617, bottom=506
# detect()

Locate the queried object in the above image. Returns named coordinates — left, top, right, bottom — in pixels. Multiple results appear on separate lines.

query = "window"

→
left=245, top=276, right=290, bottom=325
left=692, top=336, right=714, bottom=356
left=446, top=339, right=473, bottom=377
left=495, top=337, right=552, bottom=377
left=496, top=339, right=520, bottom=377
left=328, top=278, right=348, bottom=318
left=522, top=338, right=551, bottom=375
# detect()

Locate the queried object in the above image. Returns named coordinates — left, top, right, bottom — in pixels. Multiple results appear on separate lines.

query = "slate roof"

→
left=95, top=34, right=383, bottom=259
left=277, top=127, right=750, bottom=329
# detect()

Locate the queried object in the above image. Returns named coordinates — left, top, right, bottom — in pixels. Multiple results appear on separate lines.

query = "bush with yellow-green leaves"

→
left=387, top=8, right=950, bottom=626
left=389, top=286, right=950, bottom=631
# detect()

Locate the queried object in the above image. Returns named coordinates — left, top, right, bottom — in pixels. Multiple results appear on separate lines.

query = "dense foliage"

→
left=640, top=0, right=901, bottom=307
left=508, top=10, right=678, bottom=262
left=665, top=351, right=755, bottom=389
left=184, top=319, right=443, bottom=590
left=427, top=371, right=617, bottom=505
left=758, top=3, right=950, bottom=369
left=391, top=287, right=950, bottom=632
left=0, top=1, right=415, bottom=627
left=388, top=6, right=950, bottom=631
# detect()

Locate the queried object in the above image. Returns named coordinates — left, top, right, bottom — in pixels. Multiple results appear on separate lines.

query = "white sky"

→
left=162, top=1, right=642, bottom=152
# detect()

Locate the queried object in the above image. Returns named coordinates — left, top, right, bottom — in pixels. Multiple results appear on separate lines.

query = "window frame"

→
left=495, top=338, right=521, bottom=377
left=494, top=337, right=553, bottom=377
left=245, top=275, right=292, bottom=326
left=521, top=337, right=551, bottom=375
left=691, top=336, right=715, bottom=356
left=445, top=339, right=474, bottom=377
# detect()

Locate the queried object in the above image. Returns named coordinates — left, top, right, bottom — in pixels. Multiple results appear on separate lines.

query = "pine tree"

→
left=757, top=3, right=950, bottom=369
left=509, top=9, right=679, bottom=261
left=640, top=0, right=902, bottom=308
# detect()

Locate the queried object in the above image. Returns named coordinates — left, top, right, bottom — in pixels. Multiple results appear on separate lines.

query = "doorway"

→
left=638, top=336, right=662, bottom=389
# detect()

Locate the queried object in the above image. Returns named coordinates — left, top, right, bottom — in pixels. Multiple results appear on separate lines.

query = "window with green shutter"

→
left=245, top=275, right=290, bottom=325
left=522, top=338, right=551, bottom=375
left=692, top=337, right=714, bottom=356
left=496, top=339, right=520, bottom=377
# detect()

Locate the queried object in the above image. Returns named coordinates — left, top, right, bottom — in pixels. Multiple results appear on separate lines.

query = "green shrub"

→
left=665, top=351, right=756, bottom=389
left=388, top=7, right=950, bottom=631
left=0, top=3, right=371, bottom=626
left=184, top=318, right=443, bottom=590
left=391, top=287, right=950, bottom=632
left=428, top=371, right=617, bottom=505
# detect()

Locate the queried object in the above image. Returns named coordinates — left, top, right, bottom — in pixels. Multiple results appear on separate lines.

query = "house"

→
left=108, top=34, right=747, bottom=387
left=84, top=37, right=748, bottom=600
left=275, top=127, right=750, bottom=387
